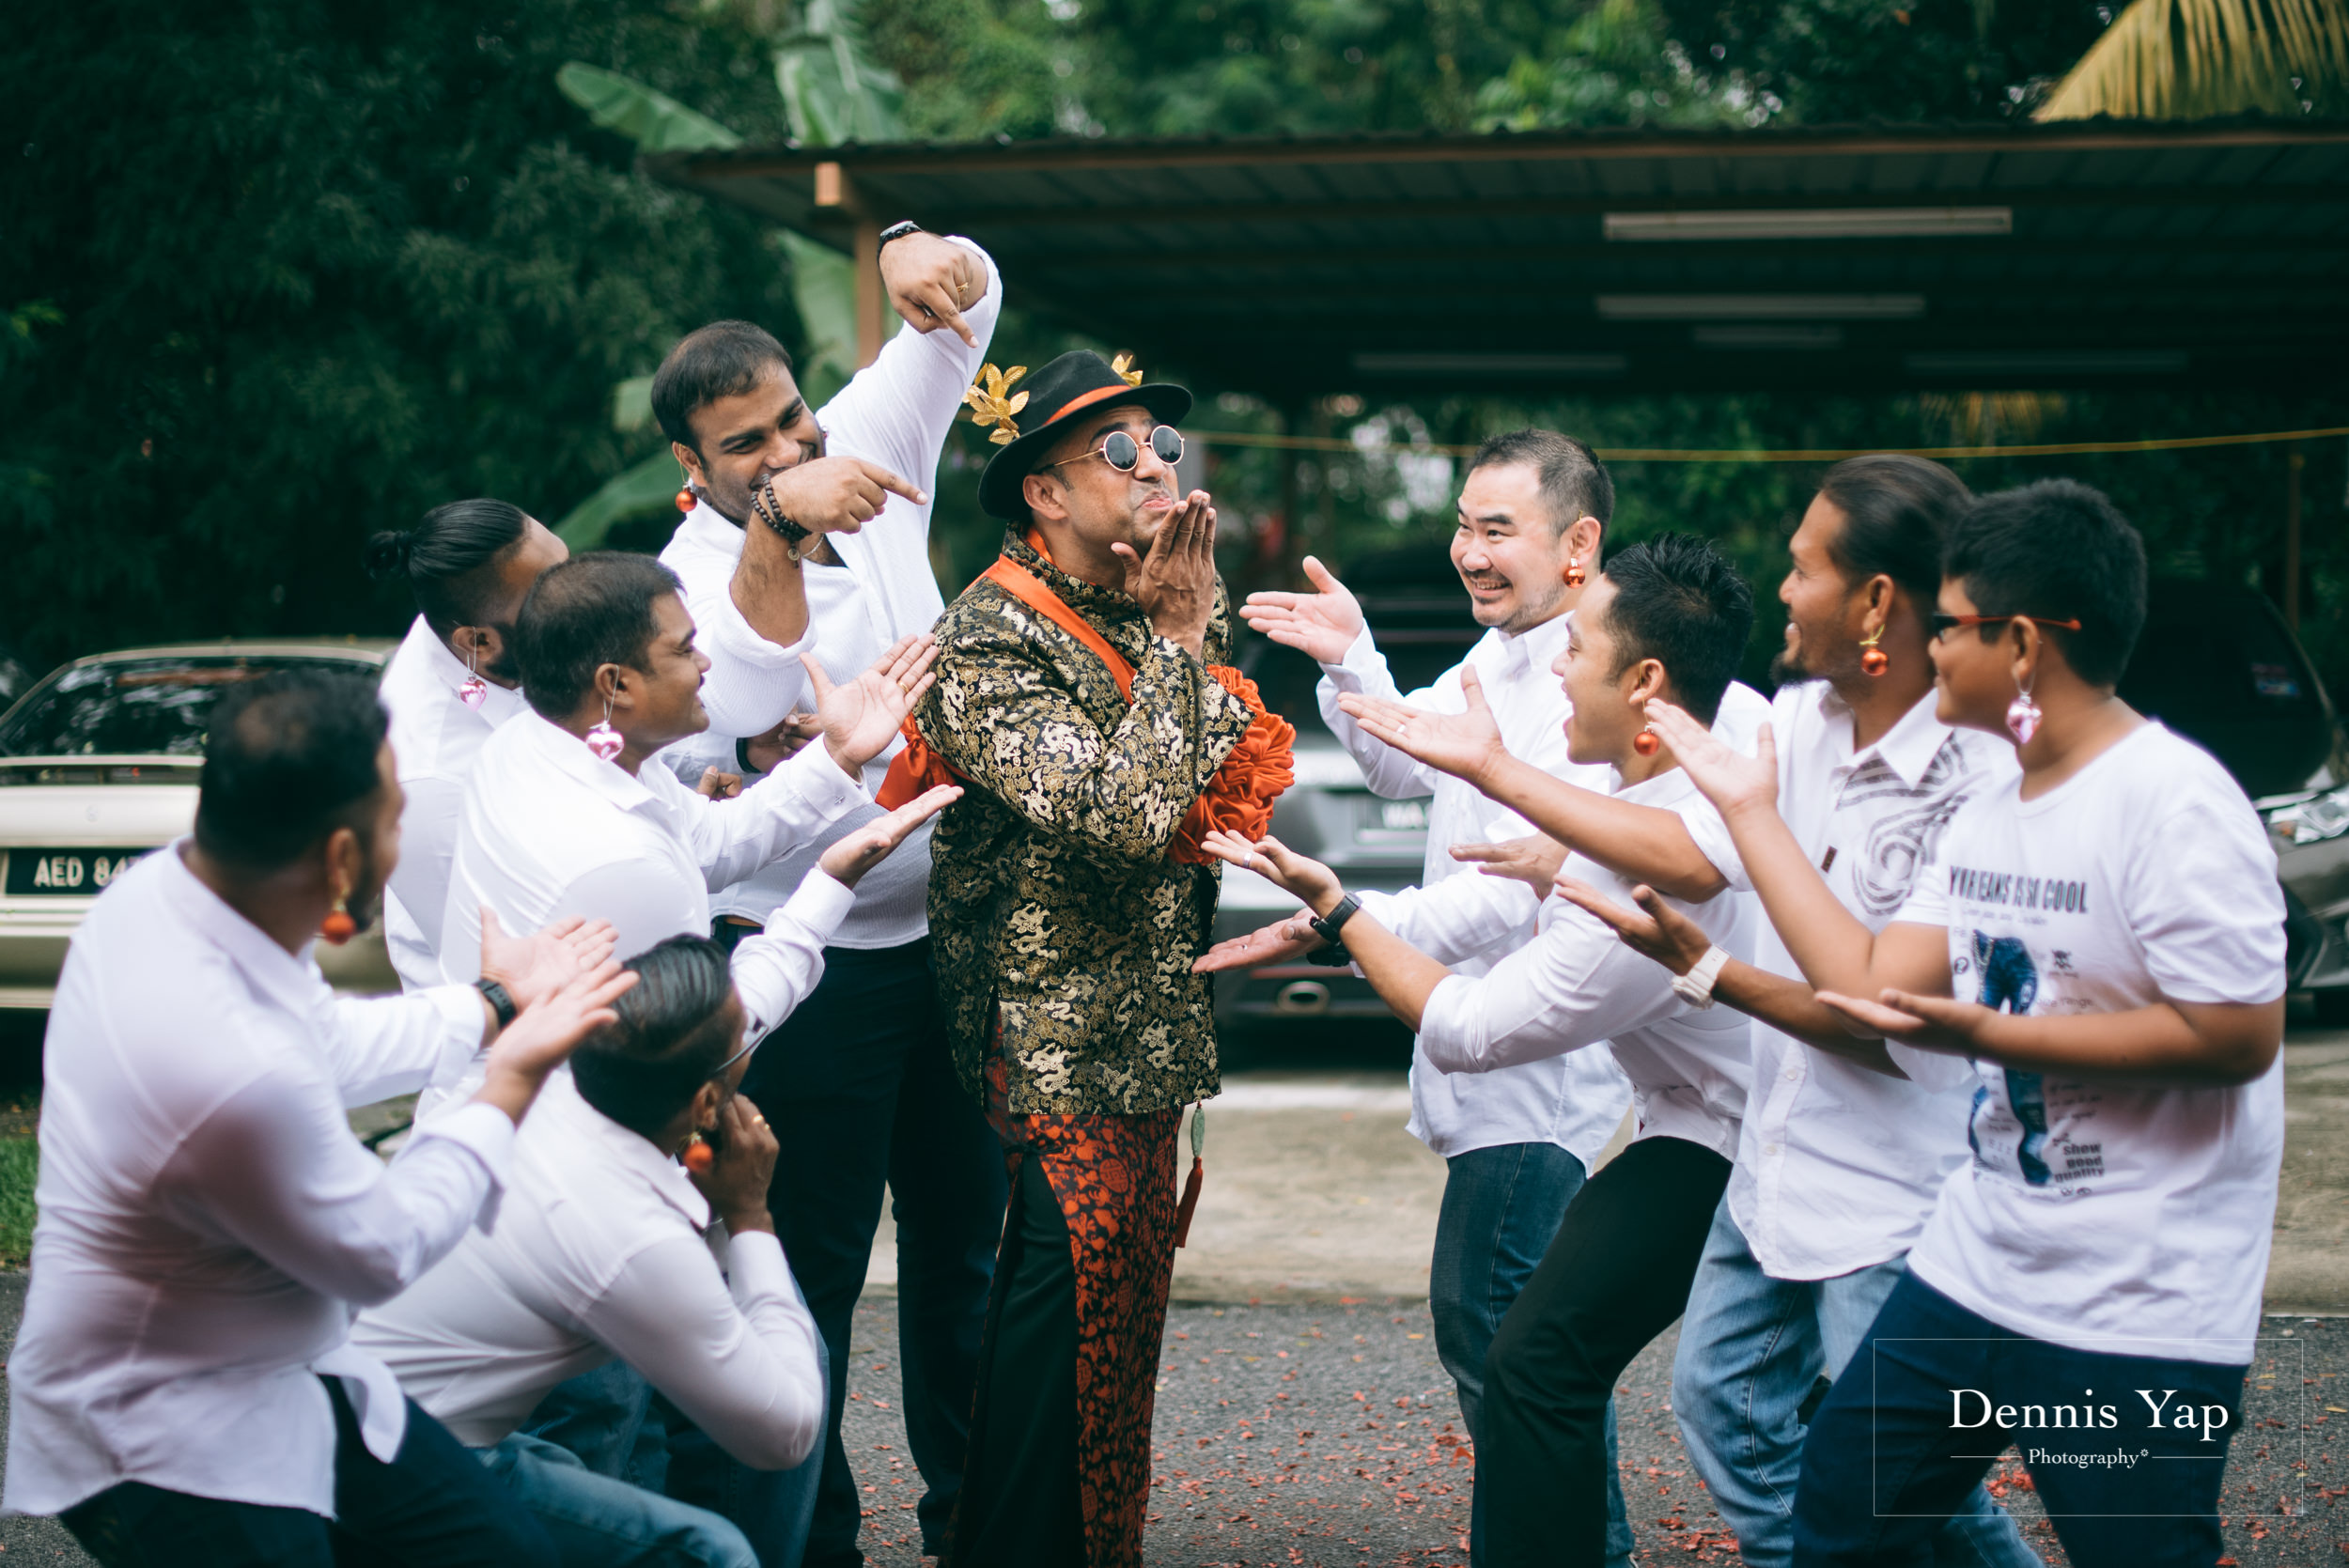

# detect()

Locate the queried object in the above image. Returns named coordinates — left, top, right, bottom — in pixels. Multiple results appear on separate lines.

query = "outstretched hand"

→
left=1814, top=989, right=1991, bottom=1054
left=818, top=784, right=963, bottom=889
left=1238, top=555, right=1364, bottom=665
left=1643, top=700, right=1778, bottom=818
left=1335, top=664, right=1509, bottom=785
left=1192, top=910, right=1322, bottom=973
left=473, top=959, right=640, bottom=1125
left=1550, top=877, right=1712, bottom=977
left=1450, top=833, right=1566, bottom=893
left=479, top=910, right=619, bottom=1011
left=810, top=634, right=939, bottom=777
left=1196, top=831, right=1345, bottom=914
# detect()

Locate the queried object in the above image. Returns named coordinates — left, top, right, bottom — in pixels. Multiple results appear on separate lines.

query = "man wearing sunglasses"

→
left=357, top=934, right=854, bottom=1568
left=901, top=349, right=1261, bottom=1568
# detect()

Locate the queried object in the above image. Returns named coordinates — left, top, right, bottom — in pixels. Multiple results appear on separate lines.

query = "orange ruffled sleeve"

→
left=1170, top=666, right=1297, bottom=866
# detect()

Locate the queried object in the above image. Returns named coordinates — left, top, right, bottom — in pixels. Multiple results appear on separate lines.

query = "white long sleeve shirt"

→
left=4, top=845, right=512, bottom=1521
left=1318, top=619, right=1770, bottom=1161
left=426, top=712, right=866, bottom=1116
left=1678, top=682, right=2018, bottom=1280
left=380, top=617, right=530, bottom=992
left=1416, top=767, right=1757, bottom=1160
left=353, top=1072, right=825, bottom=1468
left=660, top=237, right=1001, bottom=950
left=1316, top=615, right=1628, bottom=1163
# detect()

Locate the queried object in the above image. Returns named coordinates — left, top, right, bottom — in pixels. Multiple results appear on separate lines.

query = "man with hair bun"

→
left=2, top=667, right=633, bottom=1567
left=366, top=499, right=568, bottom=990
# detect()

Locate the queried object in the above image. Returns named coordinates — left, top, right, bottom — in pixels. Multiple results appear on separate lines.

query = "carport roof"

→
left=646, top=117, right=2349, bottom=396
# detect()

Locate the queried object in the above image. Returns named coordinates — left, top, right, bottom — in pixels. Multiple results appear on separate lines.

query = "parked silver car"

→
left=0, top=640, right=399, bottom=1009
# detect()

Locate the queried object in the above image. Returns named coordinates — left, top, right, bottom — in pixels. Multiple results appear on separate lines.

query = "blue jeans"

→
left=522, top=1354, right=825, bottom=1568
left=1432, top=1141, right=1631, bottom=1568
left=1672, top=1200, right=2042, bottom=1568
left=480, top=1431, right=758, bottom=1568
left=1793, top=1273, right=2248, bottom=1568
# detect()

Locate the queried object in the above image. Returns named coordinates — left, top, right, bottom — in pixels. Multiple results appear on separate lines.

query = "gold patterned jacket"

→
left=916, top=532, right=1254, bottom=1115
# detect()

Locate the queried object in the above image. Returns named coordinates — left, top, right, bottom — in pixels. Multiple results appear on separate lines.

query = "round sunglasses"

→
left=1043, top=425, right=1184, bottom=474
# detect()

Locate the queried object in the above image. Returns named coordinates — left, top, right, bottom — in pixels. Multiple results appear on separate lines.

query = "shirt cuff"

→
left=723, top=1229, right=802, bottom=1310
left=705, top=597, right=818, bottom=672
left=779, top=870, right=857, bottom=942
left=1322, top=627, right=1380, bottom=684
left=1883, top=1042, right=1981, bottom=1094
left=405, top=1098, right=518, bottom=1229
left=773, top=731, right=870, bottom=820
left=423, top=983, right=493, bottom=1080
left=1414, top=974, right=1484, bottom=1074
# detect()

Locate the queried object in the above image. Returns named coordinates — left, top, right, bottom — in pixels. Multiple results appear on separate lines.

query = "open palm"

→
left=808, top=635, right=939, bottom=774
left=1239, top=555, right=1364, bottom=664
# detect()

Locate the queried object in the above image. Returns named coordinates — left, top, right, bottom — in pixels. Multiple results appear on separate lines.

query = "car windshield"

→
left=0, top=656, right=374, bottom=758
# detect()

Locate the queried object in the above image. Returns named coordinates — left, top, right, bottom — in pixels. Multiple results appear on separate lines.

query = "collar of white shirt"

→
left=510, top=709, right=663, bottom=815
left=1815, top=681, right=1951, bottom=787
left=1467, top=610, right=1575, bottom=691
left=157, top=840, right=332, bottom=1014
left=673, top=500, right=747, bottom=564
left=530, top=1069, right=710, bottom=1230
left=392, top=619, right=526, bottom=725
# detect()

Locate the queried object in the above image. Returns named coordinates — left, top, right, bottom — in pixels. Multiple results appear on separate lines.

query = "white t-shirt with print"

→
left=1895, top=721, right=2286, bottom=1365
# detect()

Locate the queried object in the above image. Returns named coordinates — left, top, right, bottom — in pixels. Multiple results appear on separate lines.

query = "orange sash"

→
left=877, top=545, right=1294, bottom=863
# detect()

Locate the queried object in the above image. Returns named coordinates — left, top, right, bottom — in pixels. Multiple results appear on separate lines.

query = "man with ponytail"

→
left=366, top=501, right=568, bottom=991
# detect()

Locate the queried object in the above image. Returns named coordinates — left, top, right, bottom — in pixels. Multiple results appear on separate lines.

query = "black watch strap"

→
left=1307, top=893, right=1361, bottom=949
left=474, top=978, right=517, bottom=1032
left=876, top=219, right=925, bottom=250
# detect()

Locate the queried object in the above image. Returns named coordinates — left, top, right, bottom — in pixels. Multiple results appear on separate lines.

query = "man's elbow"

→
left=2201, top=1031, right=2281, bottom=1087
left=717, top=1411, right=821, bottom=1473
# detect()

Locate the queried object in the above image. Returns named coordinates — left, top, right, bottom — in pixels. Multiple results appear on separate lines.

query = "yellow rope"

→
left=1187, top=424, right=2349, bottom=463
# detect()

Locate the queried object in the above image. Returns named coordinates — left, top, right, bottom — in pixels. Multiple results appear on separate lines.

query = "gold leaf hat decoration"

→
left=1111, top=352, right=1144, bottom=386
left=963, top=363, right=1029, bottom=445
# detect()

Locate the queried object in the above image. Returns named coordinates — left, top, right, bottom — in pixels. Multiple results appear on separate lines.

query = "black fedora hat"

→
left=970, top=350, right=1192, bottom=521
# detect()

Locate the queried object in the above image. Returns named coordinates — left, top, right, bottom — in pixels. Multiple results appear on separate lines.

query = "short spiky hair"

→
left=194, top=669, right=389, bottom=869
left=651, top=320, right=797, bottom=454
left=1599, top=533, right=1755, bottom=723
left=1469, top=429, right=1614, bottom=544
left=512, top=551, right=683, bottom=719
left=1941, top=479, right=2147, bottom=688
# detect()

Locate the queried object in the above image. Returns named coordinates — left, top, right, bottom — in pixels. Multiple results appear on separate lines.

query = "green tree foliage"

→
left=0, top=1, right=808, bottom=666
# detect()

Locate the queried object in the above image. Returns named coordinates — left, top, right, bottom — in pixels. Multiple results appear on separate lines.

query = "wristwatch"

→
left=1671, top=945, right=1732, bottom=1010
left=474, top=978, right=518, bottom=1032
left=1308, top=893, right=1361, bottom=951
left=876, top=219, right=925, bottom=251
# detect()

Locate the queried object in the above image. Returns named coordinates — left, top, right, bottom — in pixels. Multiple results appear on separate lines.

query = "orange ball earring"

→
left=1632, top=726, right=1661, bottom=757
left=1564, top=556, right=1586, bottom=588
left=320, top=893, right=356, bottom=945
left=682, top=1132, right=715, bottom=1175
left=1859, top=629, right=1889, bottom=677
left=675, top=484, right=696, bottom=514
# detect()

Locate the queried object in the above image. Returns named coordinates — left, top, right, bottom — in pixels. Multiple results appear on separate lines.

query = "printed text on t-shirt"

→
left=1947, top=865, right=2091, bottom=914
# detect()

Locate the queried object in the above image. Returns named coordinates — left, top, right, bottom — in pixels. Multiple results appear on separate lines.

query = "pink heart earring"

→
left=456, top=640, right=489, bottom=711
left=2005, top=675, right=2042, bottom=746
left=585, top=695, right=624, bottom=762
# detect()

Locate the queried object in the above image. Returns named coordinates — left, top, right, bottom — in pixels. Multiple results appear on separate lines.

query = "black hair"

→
left=1599, top=532, right=1756, bottom=723
left=652, top=320, right=796, bottom=455
left=1814, top=455, right=1970, bottom=606
left=571, top=937, right=741, bottom=1139
left=1469, top=429, right=1614, bottom=545
left=512, top=551, right=683, bottom=720
left=194, top=668, right=389, bottom=869
left=1941, top=479, right=2147, bottom=688
left=363, top=499, right=533, bottom=638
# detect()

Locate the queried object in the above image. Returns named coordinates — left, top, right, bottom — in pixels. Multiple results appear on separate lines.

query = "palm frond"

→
left=2037, top=0, right=2349, bottom=119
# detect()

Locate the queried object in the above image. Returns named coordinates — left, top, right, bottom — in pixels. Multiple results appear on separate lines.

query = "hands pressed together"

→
left=1117, top=491, right=1220, bottom=658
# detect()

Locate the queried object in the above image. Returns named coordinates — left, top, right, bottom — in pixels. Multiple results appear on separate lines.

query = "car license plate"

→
left=5, top=847, right=155, bottom=896
left=1354, top=797, right=1429, bottom=844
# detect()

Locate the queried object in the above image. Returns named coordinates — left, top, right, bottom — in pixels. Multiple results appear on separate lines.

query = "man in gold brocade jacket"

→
left=902, top=350, right=1269, bottom=1568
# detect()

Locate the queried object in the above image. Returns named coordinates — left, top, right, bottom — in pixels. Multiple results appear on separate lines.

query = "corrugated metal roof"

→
left=649, top=119, right=2349, bottom=395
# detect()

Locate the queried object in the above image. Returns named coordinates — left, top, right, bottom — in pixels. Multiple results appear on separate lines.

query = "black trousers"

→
left=60, top=1378, right=555, bottom=1568
left=724, top=930, right=1007, bottom=1568
left=949, top=1154, right=1086, bottom=1568
left=1480, top=1134, right=1735, bottom=1568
